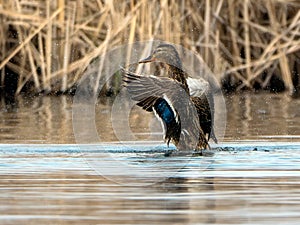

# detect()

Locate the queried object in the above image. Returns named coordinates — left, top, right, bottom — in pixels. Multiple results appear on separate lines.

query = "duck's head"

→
left=139, top=44, right=182, bottom=69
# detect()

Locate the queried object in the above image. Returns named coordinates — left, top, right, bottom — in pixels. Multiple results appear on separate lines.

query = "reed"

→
left=0, top=0, right=299, bottom=96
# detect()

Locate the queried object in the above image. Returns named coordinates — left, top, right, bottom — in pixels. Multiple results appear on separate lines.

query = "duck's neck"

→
left=168, top=65, right=190, bottom=95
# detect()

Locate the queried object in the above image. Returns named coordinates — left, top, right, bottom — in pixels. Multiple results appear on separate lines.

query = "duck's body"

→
left=123, top=44, right=217, bottom=151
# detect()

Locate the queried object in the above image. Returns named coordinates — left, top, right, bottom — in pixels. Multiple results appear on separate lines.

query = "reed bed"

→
left=0, top=0, right=299, bottom=96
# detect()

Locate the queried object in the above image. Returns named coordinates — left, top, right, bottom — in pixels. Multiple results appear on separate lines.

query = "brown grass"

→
left=0, top=0, right=299, bottom=95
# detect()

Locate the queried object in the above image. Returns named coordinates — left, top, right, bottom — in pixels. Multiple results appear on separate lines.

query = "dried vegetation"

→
left=0, top=0, right=299, bottom=96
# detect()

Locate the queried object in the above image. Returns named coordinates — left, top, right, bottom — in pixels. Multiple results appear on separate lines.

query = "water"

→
left=0, top=93, right=300, bottom=224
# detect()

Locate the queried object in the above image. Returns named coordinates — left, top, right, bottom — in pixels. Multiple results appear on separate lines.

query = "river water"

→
left=0, top=93, right=300, bottom=224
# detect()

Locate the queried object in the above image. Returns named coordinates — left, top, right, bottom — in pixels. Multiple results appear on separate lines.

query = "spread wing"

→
left=121, top=68, right=206, bottom=150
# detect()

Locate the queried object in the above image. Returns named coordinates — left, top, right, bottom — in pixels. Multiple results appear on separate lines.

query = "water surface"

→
left=0, top=93, right=300, bottom=224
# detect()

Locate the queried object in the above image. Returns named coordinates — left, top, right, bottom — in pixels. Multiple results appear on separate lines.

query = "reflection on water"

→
left=225, top=93, right=300, bottom=141
left=0, top=93, right=300, bottom=224
left=0, top=96, right=74, bottom=143
left=1, top=93, right=300, bottom=143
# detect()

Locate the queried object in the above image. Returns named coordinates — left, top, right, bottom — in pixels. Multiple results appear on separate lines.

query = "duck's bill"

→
left=138, top=55, right=154, bottom=63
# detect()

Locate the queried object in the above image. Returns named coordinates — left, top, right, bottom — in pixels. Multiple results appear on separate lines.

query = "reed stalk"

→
left=0, top=0, right=299, bottom=95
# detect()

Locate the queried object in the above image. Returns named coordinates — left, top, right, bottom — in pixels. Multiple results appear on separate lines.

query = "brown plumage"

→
left=122, top=44, right=217, bottom=151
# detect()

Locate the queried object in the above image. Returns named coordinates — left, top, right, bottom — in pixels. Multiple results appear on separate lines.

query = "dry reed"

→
left=0, top=0, right=299, bottom=95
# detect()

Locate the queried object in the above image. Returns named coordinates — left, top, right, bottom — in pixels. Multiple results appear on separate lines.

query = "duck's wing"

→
left=187, top=77, right=218, bottom=144
left=136, top=96, right=158, bottom=112
left=122, top=68, right=207, bottom=150
left=186, top=77, right=209, bottom=97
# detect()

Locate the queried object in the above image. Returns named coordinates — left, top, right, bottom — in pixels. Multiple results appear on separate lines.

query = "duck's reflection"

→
left=153, top=176, right=216, bottom=224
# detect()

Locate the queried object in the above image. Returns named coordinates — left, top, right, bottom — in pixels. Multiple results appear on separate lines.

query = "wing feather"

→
left=122, top=68, right=207, bottom=150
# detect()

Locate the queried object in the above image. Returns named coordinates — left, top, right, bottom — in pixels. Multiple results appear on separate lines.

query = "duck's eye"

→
left=153, top=49, right=161, bottom=54
left=155, top=46, right=166, bottom=53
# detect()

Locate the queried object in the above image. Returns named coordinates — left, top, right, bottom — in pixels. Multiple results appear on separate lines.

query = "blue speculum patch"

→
left=154, top=99, right=175, bottom=124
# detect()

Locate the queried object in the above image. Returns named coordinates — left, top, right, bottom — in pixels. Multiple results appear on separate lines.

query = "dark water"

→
left=0, top=93, right=300, bottom=224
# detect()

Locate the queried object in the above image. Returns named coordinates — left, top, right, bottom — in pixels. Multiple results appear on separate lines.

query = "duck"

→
left=122, top=44, right=217, bottom=151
